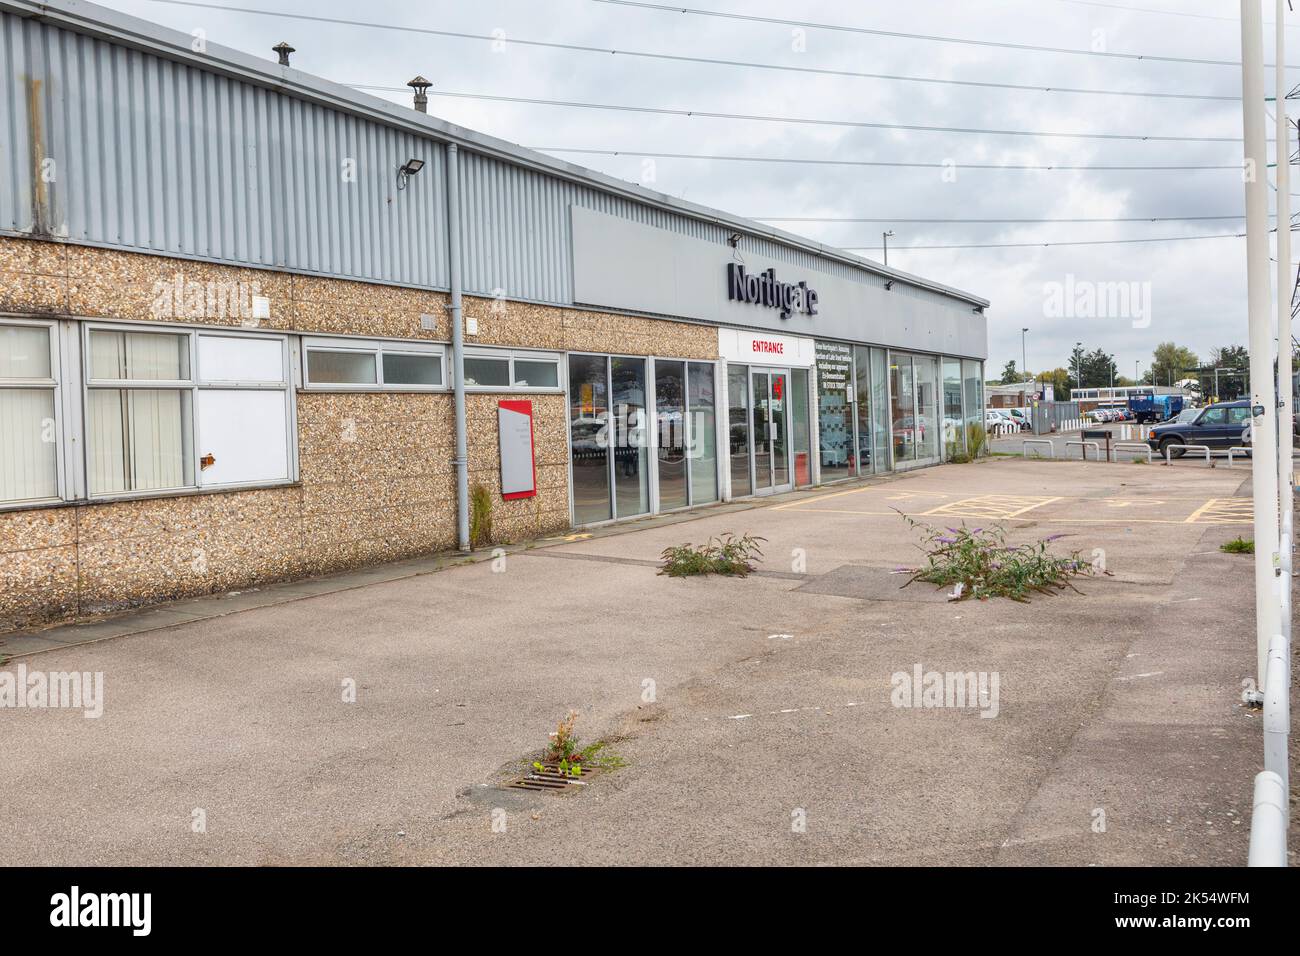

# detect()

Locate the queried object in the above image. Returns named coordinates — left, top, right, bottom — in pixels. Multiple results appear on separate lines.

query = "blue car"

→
left=1147, top=401, right=1251, bottom=458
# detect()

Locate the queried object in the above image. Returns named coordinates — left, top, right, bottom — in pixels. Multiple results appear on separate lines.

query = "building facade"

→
left=0, top=0, right=988, bottom=631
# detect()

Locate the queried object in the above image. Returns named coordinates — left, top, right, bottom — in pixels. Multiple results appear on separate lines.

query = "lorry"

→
left=1127, top=391, right=1184, bottom=424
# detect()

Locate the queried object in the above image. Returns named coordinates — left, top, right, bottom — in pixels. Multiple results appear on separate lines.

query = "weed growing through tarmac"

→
left=898, top=512, right=1103, bottom=602
left=659, top=533, right=765, bottom=577
left=1220, top=536, right=1254, bottom=554
left=534, top=710, right=626, bottom=778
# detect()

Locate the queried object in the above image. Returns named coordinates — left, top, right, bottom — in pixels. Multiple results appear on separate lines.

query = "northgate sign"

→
left=726, top=264, right=819, bottom=320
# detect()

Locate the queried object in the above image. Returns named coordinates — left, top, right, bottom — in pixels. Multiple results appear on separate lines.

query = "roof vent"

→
left=272, top=41, right=295, bottom=66
left=408, top=76, right=432, bottom=113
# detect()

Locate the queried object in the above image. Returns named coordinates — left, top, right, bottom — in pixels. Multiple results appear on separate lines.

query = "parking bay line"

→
left=767, top=506, right=1249, bottom=525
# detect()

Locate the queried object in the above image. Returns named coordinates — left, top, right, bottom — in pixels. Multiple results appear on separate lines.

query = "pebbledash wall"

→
left=0, top=0, right=986, bottom=631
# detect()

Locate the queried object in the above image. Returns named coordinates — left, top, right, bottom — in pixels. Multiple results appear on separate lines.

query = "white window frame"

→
left=463, top=346, right=564, bottom=393
left=0, top=317, right=65, bottom=507
left=81, top=321, right=295, bottom=501
left=302, top=336, right=446, bottom=391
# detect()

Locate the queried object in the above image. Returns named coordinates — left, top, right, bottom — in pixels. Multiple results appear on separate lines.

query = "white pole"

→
left=1278, top=0, right=1295, bottom=520
left=1243, top=0, right=1284, bottom=695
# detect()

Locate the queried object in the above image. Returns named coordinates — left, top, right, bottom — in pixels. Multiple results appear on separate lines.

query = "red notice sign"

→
left=498, top=400, right=537, bottom=500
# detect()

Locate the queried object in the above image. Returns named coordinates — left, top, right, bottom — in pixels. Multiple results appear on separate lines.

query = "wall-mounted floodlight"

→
left=397, top=158, right=425, bottom=190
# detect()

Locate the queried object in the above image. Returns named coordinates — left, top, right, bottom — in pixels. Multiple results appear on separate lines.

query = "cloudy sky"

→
left=102, top=0, right=1293, bottom=380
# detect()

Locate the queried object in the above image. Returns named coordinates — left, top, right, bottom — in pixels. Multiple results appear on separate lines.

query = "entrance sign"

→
left=718, top=328, right=816, bottom=367
left=498, top=400, right=537, bottom=499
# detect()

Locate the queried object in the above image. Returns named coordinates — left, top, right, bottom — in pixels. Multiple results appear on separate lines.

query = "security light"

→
left=396, top=158, right=425, bottom=190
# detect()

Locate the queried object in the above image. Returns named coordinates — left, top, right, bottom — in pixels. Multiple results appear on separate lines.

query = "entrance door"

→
left=750, top=368, right=793, bottom=495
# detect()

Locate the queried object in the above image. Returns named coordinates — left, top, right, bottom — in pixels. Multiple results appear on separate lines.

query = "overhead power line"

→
left=139, top=0, right=1239, bottom=103
left=532, top=146, right=1241, bottom=172
left=841, top=233, right=1250, bottom=252
left=590, top=0, right=1300, bottom=69
left=377, top=88, right=1243, bottom=143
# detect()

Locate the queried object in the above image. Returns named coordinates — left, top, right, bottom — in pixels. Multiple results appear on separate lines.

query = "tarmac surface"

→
left=1, top=456, right=1294, bottom=866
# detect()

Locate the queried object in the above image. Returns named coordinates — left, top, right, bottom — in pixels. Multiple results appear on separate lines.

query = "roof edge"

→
left=3, top=0, right=991, bottom=309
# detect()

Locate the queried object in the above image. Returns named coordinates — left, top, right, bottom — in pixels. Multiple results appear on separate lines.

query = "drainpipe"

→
left=446, top=143, right=470, bottom=552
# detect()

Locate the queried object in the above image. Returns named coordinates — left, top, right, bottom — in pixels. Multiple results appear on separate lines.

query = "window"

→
left=463, top=356, right=510, bottom=388
left=87, top=329, right=193, bottom=495
left=85, top=326, right=292, bottom=497
left=0, top=320, right=60, bottom=505
left=464, top=349, right=562, bottom=391
left=303, top=337, right=443, bottom=390
left=513, top=359, right=559, bottom=389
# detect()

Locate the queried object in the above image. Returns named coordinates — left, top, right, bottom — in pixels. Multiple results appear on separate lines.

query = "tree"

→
left=1000, top=359, right=1019, bottom=385
left=1039, top=367, right=1071, bottom=399
left=1079, top=348, right=1118, bottom=388
left=1147, top=342, right=1199, bottom=388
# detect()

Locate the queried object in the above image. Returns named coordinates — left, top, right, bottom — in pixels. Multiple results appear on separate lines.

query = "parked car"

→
left=1147, top=401, right=1251, bottom=458
left=985, top=409, right=1014, bottom=432
left=1007, top=408, right=1030, bottom=431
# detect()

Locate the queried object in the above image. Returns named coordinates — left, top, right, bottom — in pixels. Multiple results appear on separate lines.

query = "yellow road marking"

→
left=1184, top=498, right=1254, bottom=524
left=919, top=495, right=1061, bottom=520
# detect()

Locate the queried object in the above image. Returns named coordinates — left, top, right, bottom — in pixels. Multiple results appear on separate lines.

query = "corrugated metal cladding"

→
left=1, top=9, right=448, bottom=289
left=1, top=8, right=976, bottom=312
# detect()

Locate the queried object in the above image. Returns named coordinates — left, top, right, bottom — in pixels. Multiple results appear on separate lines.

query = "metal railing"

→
left=1065, top=439, right=1100, bottom=460
left=1021, top=439, right=1055, bottom=458
left=1162, top=443, right=1212, bottom=464
left=1227, top=446, right=1252, bottom=467
left=1248, top=502, right=1292, bottom=866
left=1110, top=442, right=1153, bottom=463
left=1248, top=772, right=1288, bottom=866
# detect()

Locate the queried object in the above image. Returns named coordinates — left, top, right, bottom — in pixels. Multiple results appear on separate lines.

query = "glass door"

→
left=749, top=368, right=793, bottom=495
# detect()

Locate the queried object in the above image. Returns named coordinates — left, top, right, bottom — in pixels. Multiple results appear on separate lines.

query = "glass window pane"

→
left=727, top=365, right=751, bottom=497
left=308, top=350, right=377, bottom=385
left=890, top=355, right=915, bottom=463
left=0, top=325, right=51, bottom=379
left=0, top=388, right=57, bottom=502
left=569, top=354, right=610, bottom=523
left=463, top=356, right=510, bottom=387
left=770, top=372, right=789, bottom=488
left=871, top=348, right=889, bottom=472
left=790, top=368, right=811, bottom=486
left=688, top=362, right=718, bottom=503
left=90, top=330, right=190, bottom=381
left=854, top=346, right=873, bottom=474
left=655, top=360, right=688, bottom=511
left=752, top=371, right=772, bottom=488
left=513, top=359, right=559, bottom=389
left=815, top=341, right=854, bottom=482
left=88, top=388, right=193, bottom=494
left=914, top=354, right=939, bottom=461
left=613, top=357, right=649, bottom=517
left=943, top=358, right=964, bottom=458
left=963, top=359, right=983, bottom=455
left=382, top=352, right=442, bottom=386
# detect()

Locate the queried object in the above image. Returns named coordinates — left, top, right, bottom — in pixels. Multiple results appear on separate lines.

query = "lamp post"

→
left=882, top=230, right=894, bottom=267
left=1021, top=327, right=1030, bottom=398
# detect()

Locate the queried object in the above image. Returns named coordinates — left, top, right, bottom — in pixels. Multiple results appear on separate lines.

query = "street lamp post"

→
left=1021, top=327, right=1029, bottom=397
left=882, top=230, right=894, bottom=267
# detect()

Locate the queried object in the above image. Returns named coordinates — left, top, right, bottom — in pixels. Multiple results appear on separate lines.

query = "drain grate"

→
left=508, top=762, right=603, bottom=792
